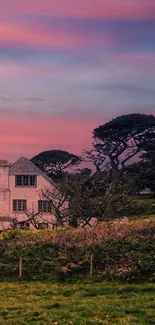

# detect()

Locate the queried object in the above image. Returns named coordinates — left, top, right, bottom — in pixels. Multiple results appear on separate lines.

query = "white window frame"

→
left=13, top=200, right=27, bottom=212
left=15, top=175, right=37, bottom=187
left=38, top=200, right=51, bottom=213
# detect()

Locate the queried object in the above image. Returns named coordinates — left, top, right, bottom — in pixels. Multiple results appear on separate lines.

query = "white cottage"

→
left=0, top=157, right=56, bottom=230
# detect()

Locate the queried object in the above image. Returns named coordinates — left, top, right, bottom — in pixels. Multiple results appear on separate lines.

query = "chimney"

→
left=0, top=160, right=10, bottom=189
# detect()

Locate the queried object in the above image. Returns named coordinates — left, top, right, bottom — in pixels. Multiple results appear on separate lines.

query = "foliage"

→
left=77, top=114, right=155, bottom=224
left=0, top=220, right=155, bottom=282
left=42, top=179, right=71, bottom=227
left=68, top=176, right=133, bottom=223
left=30, top=114, right=155, bottom=226
left=42, top=170, right=135, bottom=227
left=126, top=140, right=155, bottom=193
left=31, top=150, right=81, bottom=181
left=128, top=201, right=155, bottom=217
left=84, top=114, right=155, bottom=173
left=125, top=162, right=147, bottom=193
left=1, top=218, right=155, bottom=247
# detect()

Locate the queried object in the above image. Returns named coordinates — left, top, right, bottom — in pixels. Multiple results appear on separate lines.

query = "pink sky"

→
left=0, top=115, right=99, bottom=161
left=0, top=22, right=110, bottom=50
left=1, top=0, right=155, bottom=19
left=0, top=0, right=154, bottom=161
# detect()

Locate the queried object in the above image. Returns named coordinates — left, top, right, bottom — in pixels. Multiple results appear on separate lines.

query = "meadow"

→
left=0, top=198, right=155, bottom=324
left=0, top=281, right=155, bottom=325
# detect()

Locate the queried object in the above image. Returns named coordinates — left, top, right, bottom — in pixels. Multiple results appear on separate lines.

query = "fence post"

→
left=19, top=257, right=23, bottom=279
left=90, top=254, right=94, bottom=278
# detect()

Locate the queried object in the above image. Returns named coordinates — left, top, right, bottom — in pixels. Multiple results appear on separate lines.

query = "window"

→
left=38, top=222, right=48, bottom=229
left=38, top=200, right=51, bottom=213
left=15, top=175, right=37, bottom=187
left=18, top=222, right=30, bottom=230
left=13, top=200, right=27, bottom=212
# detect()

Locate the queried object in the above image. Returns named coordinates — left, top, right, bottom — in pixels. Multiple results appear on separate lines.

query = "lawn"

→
left=0, top=282, right=154, bottom=325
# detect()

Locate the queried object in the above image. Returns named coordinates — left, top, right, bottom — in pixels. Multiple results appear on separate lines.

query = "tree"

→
left=141, top=145, right=155, bottom=193
left=68, top=171, right=134, bottom=224
left=82, top=149, right=107, bottom=172
left=40, top=172, right=105, bottom=228
left=12, top=209, right=43, bottom=230
left=31, top=150, right=81, bottom=181
left=84, top=114, right=155, bottom=175
left=40, top=169, right=135, bottom=227
left=125, top=162, right=146, bottom=194
left=41, top=179, right=71, bottom=227
left=128, top=140, right=155, bottom=194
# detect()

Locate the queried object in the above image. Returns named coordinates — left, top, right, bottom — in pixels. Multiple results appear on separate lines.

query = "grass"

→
left=0, top=282, right=155, bottom=324
left=130, top=195, right=155, bottom=220
left=135, top=198, right=155, bottom=206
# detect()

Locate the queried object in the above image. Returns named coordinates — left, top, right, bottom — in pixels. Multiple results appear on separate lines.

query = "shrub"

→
left=0, top=219, right=155, bottom=282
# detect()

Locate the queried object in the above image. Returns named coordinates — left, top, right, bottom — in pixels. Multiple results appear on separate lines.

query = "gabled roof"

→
left=9, top=157, right=56, bottom=186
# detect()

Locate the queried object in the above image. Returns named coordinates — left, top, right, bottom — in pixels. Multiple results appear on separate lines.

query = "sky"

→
left=0, top=0, right=155, bottom=161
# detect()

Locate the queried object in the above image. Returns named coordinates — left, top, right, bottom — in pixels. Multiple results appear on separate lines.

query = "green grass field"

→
left=0, top=282, right=155, bottom=325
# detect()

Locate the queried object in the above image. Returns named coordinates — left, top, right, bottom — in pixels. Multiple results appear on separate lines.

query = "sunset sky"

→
left=0, top=0, right=155, bottom=161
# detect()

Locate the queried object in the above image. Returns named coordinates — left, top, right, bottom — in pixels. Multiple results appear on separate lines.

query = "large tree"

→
left=31, top=150, right=81, bottom=181
left=67, top=171, right=134, bottom=225
left=84, top=114, right=155, bottom=176
left=127, top=139, right=155, bottom=193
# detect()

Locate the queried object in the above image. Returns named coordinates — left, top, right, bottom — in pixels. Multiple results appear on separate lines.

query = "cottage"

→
left=0, top=157, right=56, bottom=230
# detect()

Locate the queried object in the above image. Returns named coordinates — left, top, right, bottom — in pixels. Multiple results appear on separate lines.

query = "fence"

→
left=0, top=247, right=155, bottom=283
left=0, top=254, right=95, bottom=281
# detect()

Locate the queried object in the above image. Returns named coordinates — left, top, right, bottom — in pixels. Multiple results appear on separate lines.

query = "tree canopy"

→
left=84, top=114, right=155, bottom=174
left=30, top=113, right=155, bottom=228
left=31, top=150, right=81, bottom=181
left=127, top=139, right=155, bottom=193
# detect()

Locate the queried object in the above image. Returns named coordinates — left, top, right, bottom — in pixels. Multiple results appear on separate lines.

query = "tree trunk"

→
left=55, top=210, right=64, bottom=227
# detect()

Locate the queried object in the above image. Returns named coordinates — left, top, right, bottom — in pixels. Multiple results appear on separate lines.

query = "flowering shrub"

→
left=0, top=219, right=155, bottom=282
left=1, top=218, right=154, bottom=248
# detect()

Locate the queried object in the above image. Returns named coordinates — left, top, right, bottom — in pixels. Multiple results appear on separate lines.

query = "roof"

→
left=9, top=157, right=56, bottom=187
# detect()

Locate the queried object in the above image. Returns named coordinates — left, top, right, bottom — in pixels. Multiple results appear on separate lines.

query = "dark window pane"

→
left=13, top=200, right=27, bottom=212
left=13, top=200, right=17, bottom=211
left=38, top=223, right=48, bottom=229
left=18, top=200, right=22, bottom=211
left=15, top=175, right=37, bottom=187
left=23, top=176, right=29, bottom=186
left=22, top=200, right=26, bottom=211
left=19, top=222, right=30, bottom=229
left=16, top=176, right=22, bottom=186
left=38, top=200, right=51, bottom=213
left=30, top=176, right=36, bottom=186
left=47, top=201, right=51, bottom=212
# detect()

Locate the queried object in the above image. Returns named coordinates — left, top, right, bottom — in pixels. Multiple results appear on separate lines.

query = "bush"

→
left=0, top=220, right=155, bottom=282
left=128, top=202, right=155, bottom=216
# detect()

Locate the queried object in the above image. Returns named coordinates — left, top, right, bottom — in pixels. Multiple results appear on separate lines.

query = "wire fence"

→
left=0, top=253, right=124, bottom=282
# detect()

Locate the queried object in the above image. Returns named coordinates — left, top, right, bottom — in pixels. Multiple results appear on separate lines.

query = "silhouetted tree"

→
left=84, top=114, right=155, bottom=177
left=31, top=150, right=81, bottom=181
left=127, top=139, right=155, bottom=194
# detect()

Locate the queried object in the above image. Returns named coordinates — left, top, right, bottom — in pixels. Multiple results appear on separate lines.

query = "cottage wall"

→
left=0, top=166, right=10, bottom=219
left=0, top=158, right=57, bottom=229
left=9, top=174, right=55, bottom=226
left=0, top=189, right=10, bottom=217
left=0, top=166, right=9, bottom=189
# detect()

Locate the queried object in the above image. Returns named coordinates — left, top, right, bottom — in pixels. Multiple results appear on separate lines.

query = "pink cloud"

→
left=112, top=53, right=155, bottom=77
left=0, top=61, right=34, bottom=79
left=0, top=22, right=112, bottom=50
left=0, top=115, right=99, bottom=161
left=1, top=0, right=155, bottom=19
left=0, top=61, right=79, bottom=79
